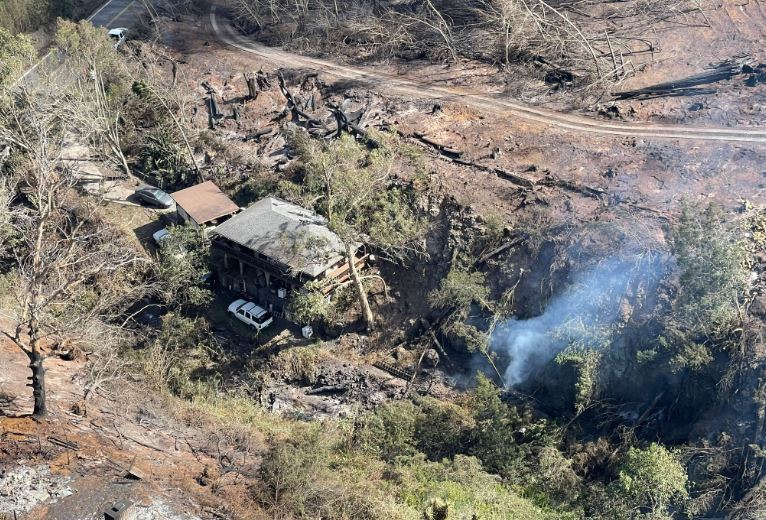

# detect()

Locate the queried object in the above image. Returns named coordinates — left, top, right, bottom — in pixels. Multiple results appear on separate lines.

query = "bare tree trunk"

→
left=27, top=322, right=46, bottom=417
left=345, top=242, right=374, bottom=331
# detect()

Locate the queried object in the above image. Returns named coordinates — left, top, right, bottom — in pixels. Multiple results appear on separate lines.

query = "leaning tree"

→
left=288, top=131, right=425, bottom=331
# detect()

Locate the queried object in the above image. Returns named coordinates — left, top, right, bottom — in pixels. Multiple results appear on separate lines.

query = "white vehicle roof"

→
left=108, top=28, right=128, bottom=36
left=227, top=299, right=248, bottom=314
left=152, top=228, right=170, bottom=242
left=241, top=302, right=268, bottom=317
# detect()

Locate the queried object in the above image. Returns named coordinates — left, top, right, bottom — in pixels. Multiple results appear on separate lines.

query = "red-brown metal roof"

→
left=170, top=181, right=239, bottom=225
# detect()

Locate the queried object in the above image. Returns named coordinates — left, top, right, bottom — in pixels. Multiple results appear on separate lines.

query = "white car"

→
left=152, top=228, right=170, bottom=246
left=228, top=299, right=274, bottom=331
left=108, top=28, right=128, bottom=49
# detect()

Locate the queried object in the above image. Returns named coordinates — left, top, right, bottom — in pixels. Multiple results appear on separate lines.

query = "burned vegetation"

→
left=230, top=0, right=713, bottom=94
left=2, top=1, right=766, bottom=519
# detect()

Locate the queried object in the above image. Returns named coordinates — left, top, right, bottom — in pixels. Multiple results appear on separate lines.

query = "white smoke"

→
left=492, top=256, right=659, bottom=386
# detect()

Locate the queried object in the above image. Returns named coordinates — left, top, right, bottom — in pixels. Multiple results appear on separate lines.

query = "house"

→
left=170, top=181, right=240, bottom=229
left=211, top=197, right=366, bottom=317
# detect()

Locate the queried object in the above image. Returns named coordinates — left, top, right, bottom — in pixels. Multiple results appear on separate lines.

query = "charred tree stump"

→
left=277, top=72, right=330, bottom=132
left=27, top=342, right=47, bottom=417
left=256, top=70, right=271, bottom=90
left=207, top=96, right=224, bottom=129
left=244, top=70, right=270, bottom=100
left=244, top=73, right=258, bottom=100
left=210, top=95, right=222, bottom=119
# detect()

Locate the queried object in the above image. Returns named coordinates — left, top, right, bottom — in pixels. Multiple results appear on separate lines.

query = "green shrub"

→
left=428, top=269, right=489, bottom=311
left=287, top=279, right=334, bottom=325
left=395, top=454, right=559, bottom=520
left=671, top=203, right=747, bottom=333
left=0, top=27, right=34, bottom=88
left=271, top=346, right=329, bottom=385
left=616, top=443, right=688, bottom=517
left=414, top=397, right=473, bottom=461
left=254, top=427, right=403, bottom=519
left=142, top=313, right=220, bottom=398
left=356, top=400, right=419, bottom=461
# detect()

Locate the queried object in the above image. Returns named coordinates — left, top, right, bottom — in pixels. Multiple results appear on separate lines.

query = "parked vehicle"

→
left=108, top=28, right=128, bottom=49
left=134, top=186, right=173, bottom=208
left=228, top=299, right=274, bottom=331
left=152, top=228, right=170, bottom=246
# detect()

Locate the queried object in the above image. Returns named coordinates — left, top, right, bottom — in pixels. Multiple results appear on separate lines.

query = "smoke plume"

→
left=492, top=256, right=660, bottom=386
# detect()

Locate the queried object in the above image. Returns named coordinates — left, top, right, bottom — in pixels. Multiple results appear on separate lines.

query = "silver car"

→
left=108, top=28, right=128, bottom=49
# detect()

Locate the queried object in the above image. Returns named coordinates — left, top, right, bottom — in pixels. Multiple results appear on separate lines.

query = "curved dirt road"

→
left=210, top=7, right=766, bottom=145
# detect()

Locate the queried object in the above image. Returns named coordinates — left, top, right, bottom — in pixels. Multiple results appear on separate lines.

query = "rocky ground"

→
left=0, top=330, right=210, bottom=519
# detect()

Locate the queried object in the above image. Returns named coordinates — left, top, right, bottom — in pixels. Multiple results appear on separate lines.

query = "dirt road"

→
left=210, top=7, right=766, bottom=145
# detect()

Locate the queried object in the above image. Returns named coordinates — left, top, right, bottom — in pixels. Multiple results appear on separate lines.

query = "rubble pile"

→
left=133, top=502, right=202, bottom=520
left=0, top=464, right=72, bottom=514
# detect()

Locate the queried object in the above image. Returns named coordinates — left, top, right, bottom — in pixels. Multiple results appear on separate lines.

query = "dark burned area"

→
left=3, top=0, right=766, bottom=518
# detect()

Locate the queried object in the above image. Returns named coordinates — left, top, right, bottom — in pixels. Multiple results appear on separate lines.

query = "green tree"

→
left=55, top=19, right=120, bottom=73
left=671, top=203, right=746, bottom=332
left=55, top=19, right=134, bottom=177
left=287, top=131, right=425, bottom=331
left=287, top=279, right=333, bottom=325
left=0, top=27, right=34, bottom=89
left=468, top=374, right=520, bottom=476
left=156, top=225, right=212, bottom=309
left=617, top=443, right=688, bottom=517
left=0, top=89, right=146, bottom=416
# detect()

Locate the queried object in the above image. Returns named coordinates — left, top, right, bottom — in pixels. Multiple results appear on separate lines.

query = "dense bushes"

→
left=0, top=27, right=33, bottom=88
left=249, top=387, right=562, bottom=519
left=671, top=202, right=747, bottom=333
left=0, top=0, right=97, bottom=34
left=139, top=333, right=560, bottom=518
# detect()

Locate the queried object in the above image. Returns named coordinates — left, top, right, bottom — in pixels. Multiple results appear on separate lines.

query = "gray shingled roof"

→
left=213, top=197, right=345, bottom=278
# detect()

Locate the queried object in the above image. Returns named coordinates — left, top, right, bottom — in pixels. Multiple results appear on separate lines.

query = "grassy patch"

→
left=270, top=345, right=331, bottom=384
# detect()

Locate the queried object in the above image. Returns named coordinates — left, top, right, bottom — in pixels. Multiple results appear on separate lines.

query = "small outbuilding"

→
left=170, top=181, right=239, bottom=228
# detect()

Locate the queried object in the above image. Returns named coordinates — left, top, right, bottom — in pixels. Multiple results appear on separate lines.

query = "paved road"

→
left=89, top=0, right=141, bottom=28
left=17, top=0, right=141, bottom=86
left=210, top=7, right=766, bottom=145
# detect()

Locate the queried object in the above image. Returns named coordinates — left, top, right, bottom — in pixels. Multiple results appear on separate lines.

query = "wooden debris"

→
left=306, top=385, right=347, bottom=395
left=328, top=102, right=369, bottom=140
left=538, top=177, right=605, bottom=198
left=615, top=61, right=740, bottom=100
left=475, top=235, right=528, bottom=266
left=124, top=466, right=145, bottom=480
left=277, top=72, right=329, bottom=133
left=373, top=360, right=414, bottom=380
left=48, top=436, right=79, bottom=450
left=244, top=127, right=274, bottom=141
left=413, top=132, right=463, bottom=158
